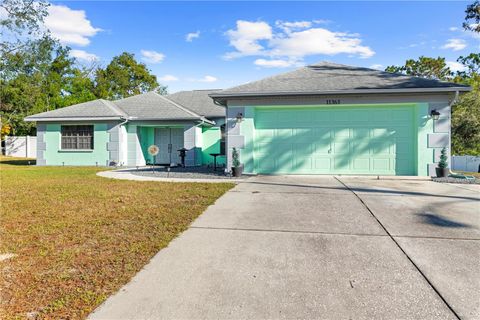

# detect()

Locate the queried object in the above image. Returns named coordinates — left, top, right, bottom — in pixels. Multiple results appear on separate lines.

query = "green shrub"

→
left=438, top=147, right=448, bottom=168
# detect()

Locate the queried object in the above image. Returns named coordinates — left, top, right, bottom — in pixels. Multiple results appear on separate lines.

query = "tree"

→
left=463, top=1, right=480, bottom=33
left=386, top=55, right=480, bottom=156
left=385, top=56, right=452, bottom=80
left=451, top=54, right=480, bottom=156
left=0, top=37, right=81, bottom=135
left=94, top=52, right=165, bottom=99
left=0, top=0, right=49, bottom=57
left=454, top=53, right=480, bottom=88
left=0, top=0, right=50, bottom=134
left=452, top=91, right=480, bottom=155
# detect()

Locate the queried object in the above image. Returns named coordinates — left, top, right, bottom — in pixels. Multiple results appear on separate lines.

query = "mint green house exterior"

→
left=210, top=62, right=470, bottom=177
left=26, top=90, right=226, bottom=168
left=26, top=62, right=469, bottom=176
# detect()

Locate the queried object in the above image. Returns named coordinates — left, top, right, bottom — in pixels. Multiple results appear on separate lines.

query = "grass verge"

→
left=0, top=157, right=233, bottom=319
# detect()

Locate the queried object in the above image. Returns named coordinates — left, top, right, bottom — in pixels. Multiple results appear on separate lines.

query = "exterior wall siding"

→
left=226, top=93, right=454, bottom=176
left=42, top=122, right=113, bottom=166
left=201, top=127, right=226, bottom=166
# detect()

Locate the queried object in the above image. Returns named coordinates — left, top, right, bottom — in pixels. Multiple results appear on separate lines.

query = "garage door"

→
left=254, top=106, right=415, bottom=175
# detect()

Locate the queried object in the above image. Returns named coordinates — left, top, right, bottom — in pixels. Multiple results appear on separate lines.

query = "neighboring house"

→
left=25, top=90, right=226, bottom=167
left=25, top=62, right=470, bottom=176
left=210, top=62, right=470, bottom=176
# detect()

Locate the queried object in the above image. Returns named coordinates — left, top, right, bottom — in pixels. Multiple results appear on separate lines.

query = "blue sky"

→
left=47, top=1, right=479, bottom=93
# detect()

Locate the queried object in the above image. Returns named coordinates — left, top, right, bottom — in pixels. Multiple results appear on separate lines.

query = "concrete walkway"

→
left=97, top=168, right=247, bottom=183
left=90, top=176, right=479, bottom=320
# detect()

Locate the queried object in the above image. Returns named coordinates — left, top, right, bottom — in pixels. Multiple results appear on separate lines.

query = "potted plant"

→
left=436, top=147, right=449, bottom=178
left=231, top=147, right=243, bottom=177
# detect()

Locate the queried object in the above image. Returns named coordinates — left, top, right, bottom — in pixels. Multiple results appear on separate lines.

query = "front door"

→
left=154, top=128, right=184, bottom=165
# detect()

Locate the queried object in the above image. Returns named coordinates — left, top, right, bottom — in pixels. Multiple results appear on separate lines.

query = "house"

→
left=25, top=90, right=226, bottom=167
left=210, top=62, right=470, bottom=176
left=25, top=62, right=470, bottom=176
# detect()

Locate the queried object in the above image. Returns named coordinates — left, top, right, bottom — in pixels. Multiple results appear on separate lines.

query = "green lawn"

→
left=0, top=157, right=233, bottom=319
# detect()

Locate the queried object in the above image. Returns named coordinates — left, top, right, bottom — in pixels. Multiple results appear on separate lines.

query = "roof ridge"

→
left=100, top=99, right=128, bottom=118
left=153, top=92, right=204, bottom=118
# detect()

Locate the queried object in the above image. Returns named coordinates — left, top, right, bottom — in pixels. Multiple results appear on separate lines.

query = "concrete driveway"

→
left=90, top=176, right=479, bottom=320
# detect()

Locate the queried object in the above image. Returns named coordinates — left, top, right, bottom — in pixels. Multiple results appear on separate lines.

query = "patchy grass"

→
left=0, top=156, right=233, bottom=319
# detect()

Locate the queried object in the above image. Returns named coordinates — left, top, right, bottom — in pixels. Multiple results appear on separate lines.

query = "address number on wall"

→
left=326, top=99, right=341, bottom=105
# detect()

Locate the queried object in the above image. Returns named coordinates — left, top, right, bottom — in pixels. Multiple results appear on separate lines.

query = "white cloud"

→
left=70, top=49, right=99, bottom=62
left=441, top=38, right=467, bottom=51
left=199, top=75, right=217, bottom=82
left=446, top=61, right=467, bottom=73
left=45, top=5, right=101, bottom=46
left=158, top=74, right=179, bottom=82
left=449, top=27, right=459, bottom=31
left=224, top=20, right=272, bottom=59
left=254, top=58, right=296, bottom=68
left=224, top=20, right=375, bottom=67
left=369, top=64, right=384, bottom=70
left=140, top=50, right=165, bottom=63
left=186, top=31, right=200, bottom=42
left=276, top=20, right=312, bottom=32
left=270, top=28, right=375, bottom=59
left=188, top=75, right=218, bottom=83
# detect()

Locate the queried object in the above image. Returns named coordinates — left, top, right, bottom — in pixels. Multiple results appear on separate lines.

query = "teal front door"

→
left=254, top=106, right=415, bottom=175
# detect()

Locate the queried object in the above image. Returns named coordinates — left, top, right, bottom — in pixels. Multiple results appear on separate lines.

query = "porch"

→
left=125, top=122, right=225, bottom=168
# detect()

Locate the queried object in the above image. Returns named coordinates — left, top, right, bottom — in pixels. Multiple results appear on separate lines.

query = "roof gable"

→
left=113, top=91, right=206, bottom=121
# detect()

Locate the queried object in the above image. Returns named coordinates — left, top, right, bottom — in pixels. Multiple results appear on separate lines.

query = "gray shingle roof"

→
left=114, top=91, right=206, bottom=121
left=25, top=92, right=217, bottom=123
left=167, top=89, right=224, bottom=118
left=211, top=62, right=470, bottom=101
left=25, top=99, right=124, bottom=121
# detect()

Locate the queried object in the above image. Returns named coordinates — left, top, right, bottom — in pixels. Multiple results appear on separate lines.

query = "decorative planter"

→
left=435, top=167, right=449, bottom=178
left=232, top=165, right=243, bottom=177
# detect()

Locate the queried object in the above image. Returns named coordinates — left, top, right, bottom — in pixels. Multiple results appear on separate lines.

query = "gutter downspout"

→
left=117, top=116, right=135, bottom=166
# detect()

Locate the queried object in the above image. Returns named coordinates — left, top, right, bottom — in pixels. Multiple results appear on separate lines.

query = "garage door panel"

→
left=334, top=128, right=351, bottom=138
left=315, top=111, right=332, bottom=122
left=293, top=157, right=313, bottom=172
left=333, top=110, right=350, bottom=122
left=392, top=126, right=412, bottom=138
left=294, top=128, right=317, bottom=140
left=352, top=158, right=371, bottom=171
left=293, top=142, right=314, bottom=154
left=350, top=110, right=370, bottom=122
left=352, top=128, right=370, bottom=139
left=314, top=142, right=331, bottom=154
left=275, top=129, right=293, bottom=139
left=316, top=128, right=331, bottom=139
left=372, top=110, right=390, bottom=122
left=334, top=157, right=351, bottom=170
left=392, top=109, right=412, bottom=121
left=372, top=158, right=391, bottom=171
left=314, top=157, right=332, bottom=170
left=333, top=141, right=350, bottom=154
left=254, top=106, right=415, bottom=175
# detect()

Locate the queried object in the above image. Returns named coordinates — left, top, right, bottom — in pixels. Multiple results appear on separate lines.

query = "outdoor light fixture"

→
left=430, top=109, right=440, bottom=121
left=236, top=112, right=244, bottom=123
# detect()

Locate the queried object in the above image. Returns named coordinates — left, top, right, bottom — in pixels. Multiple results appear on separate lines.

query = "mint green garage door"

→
left=254, top=106, right=415, bottom=175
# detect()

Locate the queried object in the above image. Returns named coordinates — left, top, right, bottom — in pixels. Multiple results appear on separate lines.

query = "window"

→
left=220, top=124, right=226, bottom=155
left=61, top=125, right=94, bottom=150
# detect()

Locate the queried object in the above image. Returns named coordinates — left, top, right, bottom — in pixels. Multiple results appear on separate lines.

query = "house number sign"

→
left=326, top=99, right=341, bottom=105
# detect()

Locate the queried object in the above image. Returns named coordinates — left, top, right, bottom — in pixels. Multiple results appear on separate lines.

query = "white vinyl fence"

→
left=452, top=155, right=480, bottom=173
left=4, top=136, right=37, bottom=158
